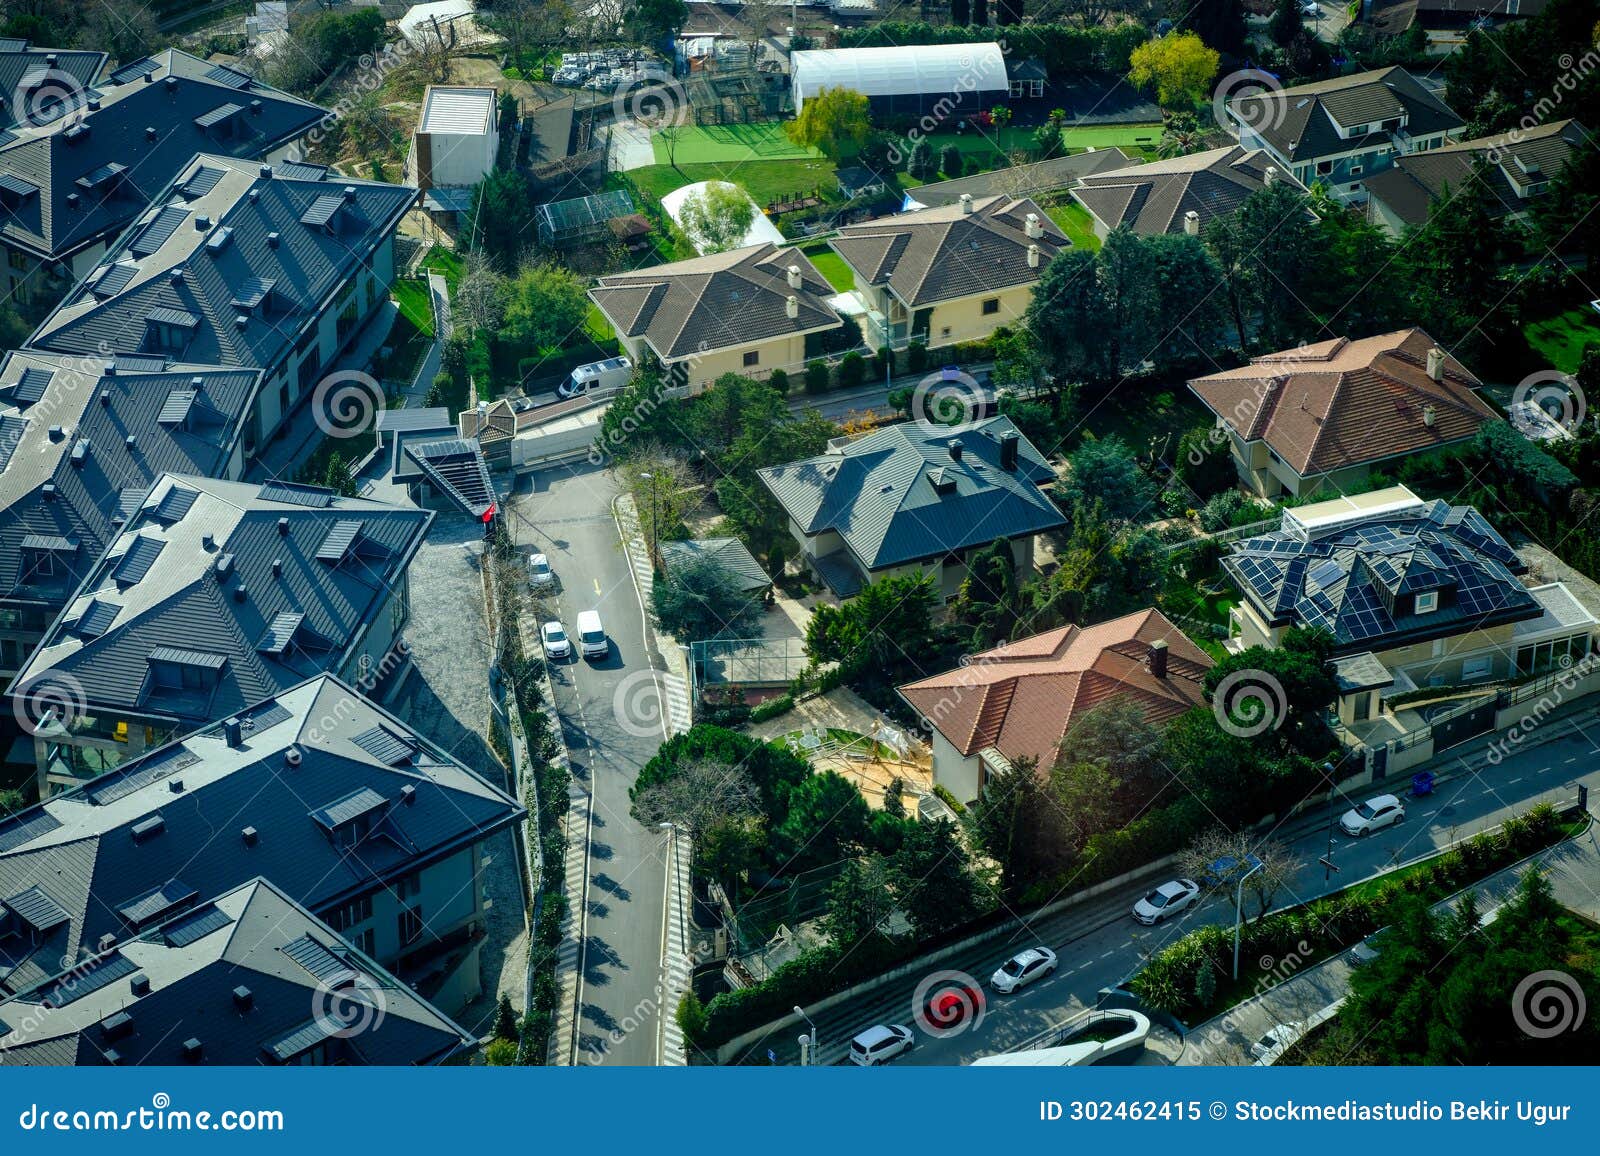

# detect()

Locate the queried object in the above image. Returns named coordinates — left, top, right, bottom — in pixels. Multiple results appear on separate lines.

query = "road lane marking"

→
left=593, top=578, right=602, bottom=596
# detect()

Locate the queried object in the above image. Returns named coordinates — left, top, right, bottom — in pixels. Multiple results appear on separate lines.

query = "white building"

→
left=407, top=85, right=499, bottom=194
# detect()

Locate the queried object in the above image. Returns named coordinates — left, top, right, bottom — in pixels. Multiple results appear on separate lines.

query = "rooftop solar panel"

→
left=282, top=934, right=351, bottom=984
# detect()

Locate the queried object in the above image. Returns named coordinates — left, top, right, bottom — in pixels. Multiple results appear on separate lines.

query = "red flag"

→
left=481, top=502, right=497, bottom=523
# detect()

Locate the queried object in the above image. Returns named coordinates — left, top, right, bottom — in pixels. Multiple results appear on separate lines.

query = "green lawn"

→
left=626, top=159, right=841, bottom=210
left=1044, top=198, right=1101, bottom=252
left=391, top=277, right=435, bottom=337
left=801, top=243, right=854, bottom=292
left=654, top=122, right=822, bottom=165
left=1060, top=123, right=1163, bottom=154
left=421, top=245, right=463, bottom=292
left=1525, top=305, right=1600, bottom=372
left=585, top=304, right=616, bottom=343
left=1078, top=386, right=1212, bottom=456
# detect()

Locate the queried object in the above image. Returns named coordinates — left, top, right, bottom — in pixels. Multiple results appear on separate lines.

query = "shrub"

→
left=750, top=694, right=795, bottom=723
left=767, top=367, right=790, bottom=395
left=676, top=991, right=709, bottom=1044
left=932, top=783, right=965, bottom=815
left=939, top=144, right=963, bottom=177
left=907, top=341, right=928, bottom=372
left=838, top=350, right=866, bottom=388
left=805, top=359, right=830, bottom=394
left=875, top=345, right=895, bottom=378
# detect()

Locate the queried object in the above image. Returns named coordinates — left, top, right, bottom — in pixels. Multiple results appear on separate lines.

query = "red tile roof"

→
left=897, top=608, right=1213, bottom=769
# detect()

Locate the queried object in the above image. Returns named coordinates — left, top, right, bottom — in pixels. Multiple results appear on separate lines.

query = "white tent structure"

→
left=790, top=44, right=1009, bottom=117
left=661, top=181, right=786, bottom=253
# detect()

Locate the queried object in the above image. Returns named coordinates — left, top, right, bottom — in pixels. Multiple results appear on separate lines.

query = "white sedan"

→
left=1132, top=879, right=1202, bottom=925
left=541, top=620, right=572, bottom=660
left=528, top=552, right=555, bottom=590
left=848, top=1024, right=914, bottom=1065
left=1339, top=793, right=1405, bottom=837
left=990, top=947, right=1057, bottom=993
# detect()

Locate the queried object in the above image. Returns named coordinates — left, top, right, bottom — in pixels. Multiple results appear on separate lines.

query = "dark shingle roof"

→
left=1228, top=67, right=1464, bottom=164
left=1072, top=146, right=1306, bottom=235
left=758, top=416, right=1066, bottom=571
left=904, top=149, right=1137, bottom=208
left=0, top=49, right=324, bottom=262
left=0, top=877, right=474, bottom=1066
left=829, top=195, right=1068, bottom=307
left=0, top=43, right=105, bottom=133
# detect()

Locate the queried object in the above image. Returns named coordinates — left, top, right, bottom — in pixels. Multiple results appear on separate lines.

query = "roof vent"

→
left=222, top=716, right=242, bottom=746
left=959, top=193, right=973, bottom=215
left=70, top=438, right=89, bottom=467
left=785, top=294, right=798, bottom=320
left=342, top=184, right=357, bottom=202
left=130, top=815, right=165, bottom=844
left=130, top=973, right=151, bottom=996
left=278, top=516, right=290, bottom=535
left=87, top=97, right=100, bottom=112
left=169, top=269, right=184, bottom=285
left=201, top=532, right=215, bottom=551
left=400, top=784, right=417, bottom=806
left=1423, top=403, right=1437, bottom=427
left=1264, top=165, right=1277, bottom=186
left=259, top=164, right=272, bottom=178
left=232, top=583, right=247, bottom=603
left=266, top=231, right=280, bottom=248
left=42, top=483, right=56, bottom=501
left=104, top=361, right=117, bottom=376
left=194, top=215, right=210, bottom=232
left=48, top=425, right=63, bottom=441
left=125, top=434, right=137, bottom=451
left=145, top=126, right=156, bottom=140
left=168, top=778, right=185, bottom=794
left=98, top=933, right=117, bottom=952
left=214, top=553, right=234, bottom=581
left=45, top=53, right=57, bottom=66
left=786, top=264, right=802, bottom=288
left=165, top=76, right=178, bottom=92
left=247, top=189, right=259, bottom=204
left=250, top=99, right=262, bottom=116
left=99, top=389, right=111, bottom=406
left=948, top=439, right=964, bottom=462
left=100, top=1011, right=134, bottom=1040
left=236, top=314, right=249, bottom=329
left=1027, top=242, right=1040, bottom=268
left=65, top=192, right=79, bottom=208
left=999, top=431, right=1019, bottom=471
left=241, top=825, right=258, bottom=846
left=1024, top=212, right=1042, bottom=239
left=1183, top=210, right=1200, bottom=236
left=284, top=746, right=302, bottom=769
left=232, top=985, right=253, bottom=1011
left=182, top=1038, right=203, bottom=1062
left=271, top=558, right=282, bottom=577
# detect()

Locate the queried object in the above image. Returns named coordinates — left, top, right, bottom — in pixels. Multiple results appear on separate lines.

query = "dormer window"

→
left=1415, top=591, right=1439, bottom=614
left=144, top=307, right=199, bottom=353
left=309, top=787, right=388, bottom=851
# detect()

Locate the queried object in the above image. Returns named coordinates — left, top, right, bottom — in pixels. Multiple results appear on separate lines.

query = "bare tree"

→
left=454, top=249, right=508, bottom=335
left=617, top=446, right=701, bottom=554
left=1180, top=830, right=1305, bottom=922
left=632, top=758, right=760, bottom=841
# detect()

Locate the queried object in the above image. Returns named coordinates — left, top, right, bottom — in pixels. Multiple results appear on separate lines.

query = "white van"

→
left=558, top=355, right=632, bottom=399
left=575, top=610, right=608, bottom=659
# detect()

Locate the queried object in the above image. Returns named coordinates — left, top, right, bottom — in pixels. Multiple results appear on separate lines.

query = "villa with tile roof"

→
left=1365, top=119, right=1588, bottom=236
left=829, top=194, right=1067, bottom=349
left=0, top=48, right=324, bottom=305
left=0, top=877, right=475, bottom=1065
left=589, top=242, right=845, bottom=391
left=758, top=415, right=1065, bottom=599
left=25, top=152, right=414, bottom=451
left=1071, top=145, right=1307, bottom=239
left=12, top=473, right=432, bottom=795
left=1187, top=328, right=1497, bottom=498
left=1224, top=67, right=1465, bottom=204
left=0, top=675, right=522, bottom=1017
left=899, top=608, right=1213, bottom=803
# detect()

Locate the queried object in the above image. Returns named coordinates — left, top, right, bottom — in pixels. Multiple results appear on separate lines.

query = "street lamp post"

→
left=794, top=1005, right=819, bottom=1066
left=639, top=471, right=659, bottom=563
left=1233, top=857, right=1265, bottom=980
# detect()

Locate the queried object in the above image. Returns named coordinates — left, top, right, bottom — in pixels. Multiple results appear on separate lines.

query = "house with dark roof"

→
left=899, top=148, right=1136, bottom=210
left=0, top=49, right=325, bottom=306
left=1224, top=67, right=1464, bottom=205
left=898, top=608, right=1213, bottom=803
left=1223, top=486, right=1596, bottom=748
left=659, top=537, right=772, bottom=598
left=0, top=876, right=476, bottom=1065
left=11, top=473, right=432, bottom=796
left=25, top=152, right=415, bottom=450
left=1363, top=0, right=1548, bottom=49
left=1071, top=145, right=1307, bottom=238
left=1365, top=119, right=1587, bottom=237
left=588, top=242, right=845, bottom=391
left=1187, top=328, right=1497, bottom=499
left=0, top=674, right=522, bottom=1017
left=0, top=352, right=265, bottom=682
left=829, top=194, right=1068, bottom=349
left=0, top=41, right=106, bottom=134
left=758, top=416, right=1065, bottom=599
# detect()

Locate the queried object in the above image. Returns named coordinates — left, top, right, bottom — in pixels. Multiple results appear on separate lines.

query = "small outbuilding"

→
left=659, top=537, right=773, bottom=597
left=407, top=85, right=498, bottom=194
left=789, top=43, right=1009, bottom=118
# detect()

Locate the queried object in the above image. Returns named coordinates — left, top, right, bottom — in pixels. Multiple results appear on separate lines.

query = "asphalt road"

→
left=508, top=463, right=670, bottom=1066
left=753, top=709, right=1600, bottom=1067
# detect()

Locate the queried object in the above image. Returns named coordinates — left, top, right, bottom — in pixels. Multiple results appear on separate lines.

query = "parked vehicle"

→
left=1251, top=1021, right=1305, bottom=1061
left=1132, top=879, right=1201, bottom=925
left=1347, top=934, right=1385, bottom=967
left=528, top=552, right=555, bottom=590
left=541, top=620, right=571, bottom=660
left=990, top=947, right=1058, bottom=993
left=1339, top=793, right=1405, bottom=837
left=848, top=1024, right=914, bottom=1065
left=922, top=981, right=985, bottom=1028
left=575, top=610, right=608, bottom=660
left=559, top=355, right=632, bottom=399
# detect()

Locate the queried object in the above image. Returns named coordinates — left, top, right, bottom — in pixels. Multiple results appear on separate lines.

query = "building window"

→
left=353, top=928, right=376, bottom=955
left=1316, top=160, right=1333, bottom=176
left=1431, top=638, right=1446, bottom=659
left=8, top=250, right=27, bottom=271
left=940, top=326, right=951, bottom=338
left=399, top=905, right=423, bottom=945
left=981, top=298, right=999, bottom=315
left=327, top=895, right=373, bottom=932
left=1461, top=654, right=1494, bottom=681
left=1349, top=164, right=1364, bottom=177
left=1415, top=591, right=1439, bottom=614
left=742, top=350, right=760, bottom=367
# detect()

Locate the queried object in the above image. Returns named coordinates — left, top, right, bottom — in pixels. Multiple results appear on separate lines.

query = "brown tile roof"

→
left=1187, top=328, right=1496, bottom=477
left=897, top=608, right=1213, bottom=769
left=1071, top=146, right=1305, bottom=236
left=829, top=195, right=1067, bottom=308
left=588, top=242, right=842, bottom=362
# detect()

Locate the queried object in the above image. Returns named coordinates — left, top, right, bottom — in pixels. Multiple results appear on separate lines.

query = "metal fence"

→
left=691, top=637, right=809, bottom=687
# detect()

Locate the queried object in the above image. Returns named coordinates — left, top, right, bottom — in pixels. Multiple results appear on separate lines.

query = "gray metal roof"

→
left=904, top=149, right=1137, bottom=208
left=15, top=473, right=432, bottom=727
left=0, top=48, right=325, bottom=262
left=0, top=676, right=524, bottom=1007
left=0, top=43, right=105, bottom=133
left=0, top=877, right=474, bottom=1066
left=658, top=537, right=772, bottom=593
left=403, top=437, right=495, bottom=518
left=758, top=416, right=1066, bottom=571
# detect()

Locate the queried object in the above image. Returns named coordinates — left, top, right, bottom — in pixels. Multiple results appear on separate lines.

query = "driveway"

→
left=507, top=463, right=670, bottom=1064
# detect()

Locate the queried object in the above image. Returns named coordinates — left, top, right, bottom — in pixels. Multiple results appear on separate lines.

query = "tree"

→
left=454, top=249, right=508, bottom=334
left=1231, top=181, right=1326, bottom=350
left=1060, top=436, right=1156, bottom=523
left=785, top=87, right=872, bottom=161
left=321, top=451, right=357, bottom=497
left=1094, top=227, right=1159, bottom=384
left=494, top=995, right=519, bottom=1041
left=1204, top=627, right=1338, bottom=756
left=618, top=446, right=699, bottom=553
left=1127, top=31, right=1220, bottom=111
left=939, top=143, right=964, bottom=178
left=1156, top=112, right=1208, bottom=159
left=1146, top=232, right=1229, bottom=365
left=625, top=0, right=687, bottom=43
left=968, top=758, right=1073, bottom=897
left=631, top=756, right=761, bottom=842
left=1027, top=248, right=1106, bottom=384
left=75, top=1, right=159, bottom=62
left=1269, top=0, right=1303, bottom=47
left=1050, top=758, right=1124, bottom=853
left=890, top=820, right=985, bottom=938
left=677, top=181, right=755, bottom=253
left=650, top=554, right=765, bottom=641
left=823, top=856, right=897, bottom=946
left=805, top=572, right=949, bottom=688
left=774, top=771, right=872, bottom=870
left=1179, top=830, right=1303, bottom=920
left=502, top=263, right=590, bottom=352
left=907, top=137, right=936, bottom=180
left=1536, top=134, right=1600, bottom=273
left=0, top=789, right=23, bottom=817
left=1173, top=0, right=1247, bottom=56
left=483, top=1037, right=518, bottom=1065
left=1055, top=699, right=1162, bottom=784
left=990, top=105, right=1013, bottom=130
left=464, top=169, right=538, bottom=267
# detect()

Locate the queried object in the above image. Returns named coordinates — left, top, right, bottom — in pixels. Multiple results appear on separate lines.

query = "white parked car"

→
left=1301, top=1, right=1323, bottom=14
left=541, top=620, right=571, bottom=660
left=575, top=609, right=608, bottom=660
left=1132, top=879, right=1202, bottom=925
left=990, top=946, right=1057, bottom=993
left=1340, top=793, right=1405, bottom=837
left=528, top=552, right=555, bottom=590
left=1251, top=1021, right=1305, bottom=1061
left=848, top=1024, right=914, bottom=1065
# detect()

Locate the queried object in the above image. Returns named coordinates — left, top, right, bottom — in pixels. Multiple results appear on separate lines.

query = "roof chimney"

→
left=259, top=164, right=272, bottom=178
left=232, top=583, right=247, bottom=603
left=785, top=294, right=798, bottom=320
left=182, top=1038, right=203, bottom=1062
left=241, top=826, right=258, bottom=846
left=1027, top=243, right=1040, bottom=268
left=124, top=434, right=137, bottom=451
left=786, top=264, right=802, bottom=289
left=1184, top=210, right=1200, bottom=236
left=130, top=974, right=151, bottom=997
left=1423, top=403, right=1437, bottom=427
left=1148, top=638, right=1169, bottom=679
left=1264, top=165, right=1277, bottom=186
left=284, top=747, right=302, bottom=769
left=145, top=126, right=156, bottom=140
left=1024, top=212, right=1042, bottom=239
left=250, top=99, right=262, bottom=116
left=277, top=516, right=289, bottom=535
left=271, top=558, right=282, bottom=577
left=999, top=431, right=1019, bottom=471
left=1426, top=347, right=1445, bottom=382
left=223, top=715, right=242, bottom=746
left=232, top=985, right=254, bottom=1011
left=959, top=193, right=973, bottom=215
left=201, top=532, right=214, bottom=551
left=948, top=438, right=964, bottom=462
left=165, top=76, right=177, bottom=92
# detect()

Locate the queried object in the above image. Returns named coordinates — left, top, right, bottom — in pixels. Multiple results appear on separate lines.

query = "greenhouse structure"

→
left=789, top=43, right=1010, bottom=118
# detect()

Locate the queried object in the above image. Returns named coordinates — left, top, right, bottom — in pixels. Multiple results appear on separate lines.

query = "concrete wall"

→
left=409, top=127, right=497, bottom=189
left=928, top=729, right=981, bottom=804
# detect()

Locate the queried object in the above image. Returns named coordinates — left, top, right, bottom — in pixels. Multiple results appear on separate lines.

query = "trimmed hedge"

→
left=750, top=694, right=795, bottom=723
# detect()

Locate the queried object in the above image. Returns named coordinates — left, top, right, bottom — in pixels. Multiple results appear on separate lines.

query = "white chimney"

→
left=1027, top=243, right=1040, bottom=269
left=1426, top=347, right=1445, bottom=382
left=1183, top=210, right=1200, bottom=236
left=959, top=193, right=973, bottom=215
left=786, top=264, right=802, bottom=289
left=785, top=294, right=799, bottom=320
left=1024, top=212, right=1042, bottom=239
left=1264, top=165, right=1277, bottom=186
left=1423, top=404, right=1437, bottom=427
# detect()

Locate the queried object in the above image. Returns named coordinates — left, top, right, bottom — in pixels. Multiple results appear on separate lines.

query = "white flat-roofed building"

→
left=407, top=85, right=498, bottom=193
